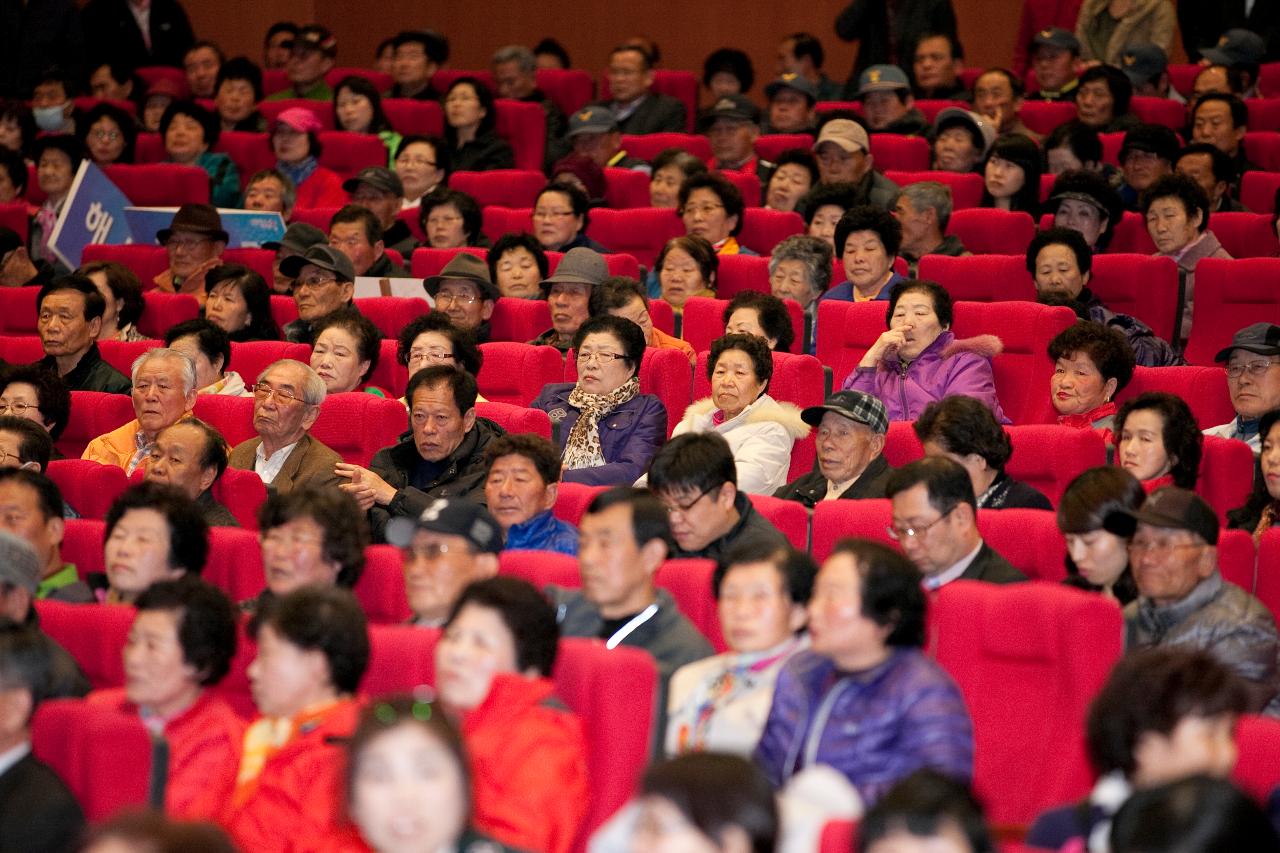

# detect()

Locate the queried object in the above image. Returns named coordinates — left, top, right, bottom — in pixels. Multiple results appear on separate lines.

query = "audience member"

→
left=1176, top=142, right=1246, bottom=213
left=492, top=44, right=568, bottom=169
left=973, top=68, right=1037, bottom=139
left=424, top=254, right=498, bottom=341
left=1072, top=64, right=1140, bottom=133
left=1206, top=323, right=1280, bottom=453
left=145, top=419, right=237, bottom=527
left=488, top=232, right=549, bottom=300
left=83, top=348, right=197, bottom=474
left=79, top=260, right=145, bottom=343
left=764, top=149, right=819, bottom=213
left=768, top=235, right=832, bottom=352
left=679, top=172, right=752, bottom=256
left=393, top=135, right=448, bottom=207
left=329, top=203, right=408, bottom=279
left=799, top=181, right=861, bottom=249
left=1114, top=392, right=1202, bottom=492
left=931, top=109, right=995, bottom=174
left=343, top=167, right=417, bottom=256
left=1028, top=28, right=1082, bottom=101
left=834, top=0, right=961, bottom=85
left=1048, top=320, right=1137, bottom=437
left=1058, top=466, right=1144, bottom=603
left=649, top=148, right=707, bottom=208
left=858, top=770, right=996, bottom=853
left=160, top=100, right=240, bottom=207
left=533, top=181, right=607, bottom=253
left=913, top=32, right=966, bottom=99
left=700, top=95, right=764, bottom=175
left=1121, top=44, right=1178, bottom=100
left=81, top=811, right=239, bottom=853
left=702, top=47, right=754, bottom=100
left=387, top=30, right=447, bottom=100
left=419, top=188, right=486, bottom=250
left=812, top=119, right=899, bottom=210
left=29, top=137, right=79, bottom=267
left=249, top=488, right=366, bottom=610
left=590, top=275, right=696, bottom=363
left=483, top=434, right=577, bottom=555
left=268, top=24, right=335, bottom=101
left=243, top=168, right=297, bottom=223
left=856, top=65, right=927, bottom=136
left=1111, top=775, right=1280, bottom=853
left=654, top=234, right=718, bottom=310
left=307, top=308, right=383, bottom=396
left=1046, top=169, right=1123, bottom=250
left=0, top=365, right=71, bottom=445
left=164, top=318, right=247, bottom=396
left=565, top=107, right=645, bottom=173
left=0, top=226, right=49, bottom=288
left=629, top=753, right=779, bottom=850
left=394, top=313, right=484, bottom=407
left=895, top=181, right=971, bottom=276
left=92, top=481, right=208, bottom=604
left=776, top=389, right=893, bottom=506
left=333, top=77, right=399, bottom=160
left=202, top=263, right=281, bottom=342
left=764, top=74, right=818, bottom=135
left=723, top=291, right=795, bottom=352
left=1118, top=123, right=1178, bottom=209
left=531, top=247, right=608, bottom=351
left=598, top=44, right=687, bottom=135
left=271, top=107, right=346, bottom=208
left=0, top=530, right=88, bottom=698
left=1190, top=93, right=1250, bottom=184
left=214, top=57, right=265, bottom=133
left=280, top=244, right=356, bottom=344
left=443, top=77, right=514, bottom=173
left=981, top=133, right=1043, bottom=213
left=776, top=32, right=843, bottom=101
left=822, top=205, right=906, bottom=303
left=154, top=203, right=228, bottom=303
left=79, top=102, right=136, bottom=166
left=36, top=278, right=130, bottom=397
left=1046, top=121, right=1105, bottom=174
left=0, top=469, right=90, bottom=602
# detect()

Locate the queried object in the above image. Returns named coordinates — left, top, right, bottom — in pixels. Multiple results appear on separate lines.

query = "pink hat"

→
left=273, top=107, right=323, bottom=134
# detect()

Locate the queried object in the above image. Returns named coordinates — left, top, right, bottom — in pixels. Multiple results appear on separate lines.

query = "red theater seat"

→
left=604, top=167, right=651, bottom=208
left=1244, top=132, right=1280, bottom=172
left=620, top=134, right=712, bottom=164
left=815, top=299, right=891, bottom=391
left=214, top=132, right=275, bottom=186
left=104, top=164, right=209, bottom=206
left=1183, top=258, right=1280, bottom=366
left=553, top=482, right=606, bottom=526
left=325, top=68, right=393, bottom=91
left=290, top=206, right=342, bottom=231
left=0, top=286, right=39, bottom=333
left=681, top=295, right=806, bottom=355
left=317, top=131, right=389, bottom=181
left=138, top=291, right=199, bottom=337
left=352, top=544, right=410, bottom=625
left=1210, top=212, right=1280, bottom=259
left=432, top=70, right=496, bottom=95
left=366, top=339, right=407, bottom=397
left=353, top=296, right=429, bottom=339
left=46, top=460, right=128, bottom=519
left=811, top=499, right=894, bottom=562
left=211, top=467, right=268, bottom=530
left=32, top=698, right=153, bottom=821
left=1017, top=101, right=1077, bottom=136
left=489, top=297, right=551, bottom=343
left=0, top=201, right=29, bottom=243
left=976, top=510, right=1067, bottom=581
left=586, top=208, right=685, bottom=267
left=35, top=598, right=130, bottom=689
left=566, top=345, right=694, bottom=437
left=884, top=171, right=985, bottom=209
left=227, top=341, right=313, bottom=388
left=1233, top=715, right=1280, bottom=803
left=1253, top=529, right=1280, bottom=632
left=721, top=170, right=762, bottom=207
left=269, top=295, right=300, bottom=329
left=310, top=393, right=408, bottom=465
left=474, top=401, right=553, bottom=440
left=200, top=526, right=266, bottom=603
left=221, top=247, right=276, bottom=281
left=715, top=254, right=772, bottom=298
left=1246, top=100, right=1280, bottom=133
left=1241, top=171, right=1280, bottom=213
left=98, top=339, right=160, bottom=376
left=59, top=391, right=136, bottom=458
left=1261, top=62, right=1280, bottom=98
left=739, top=208, right=804, bottom=255
left=494, top=100, right=546, bottom=171
left=1106, top=211, right=1158, bottom=254
left=1089, top=254, right=1180, bottom=343
left=748, top=493, right=810, bottom=550
left=382, top=98, right=445, bottom=136
left=1196, top=436, right=1256, bottom=526
left=946, top=208, right=1037, bottom=255
left=1117, top=365, right=1233, bottom=430
left=868, top=134, right=930, bottom=171
left=476, top=342, right=564, bottom=406
left=449, top=169, right=547, bottom=209
left=1167, top=63, right=1200, bottom=97
left=481, top=206, right=533, bottom=245
left=258, top=99, right=335, bottom=130
left=0, top=334, right=47, bottom=366
left=916, top=254, right=1035, bottom=302
left=1130, top=96, right=1184, bottom=129
left=409, top=246, right=489, bottom=278
left=1215, top=529, right=1257, bottom=596
left=535, top=69, right=594, bottom=117
left=754, top=134, right=816, bottom=163
left=137, top=66, right=188, bottom=97
left=79, top=245, right=170, bottom=284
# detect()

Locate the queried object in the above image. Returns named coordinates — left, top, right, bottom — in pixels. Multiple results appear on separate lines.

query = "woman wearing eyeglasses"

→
left=394, top=313, right=486, bottom=407
left=530, top=315, right=667, bottom=486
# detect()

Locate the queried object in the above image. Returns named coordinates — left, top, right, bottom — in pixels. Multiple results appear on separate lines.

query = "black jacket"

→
left=0, top=0, right=84, bottom=98
left=37, top=343, right=130, bottom=394
left=960, top=542, right=1027, bottom=584
left=978, top=472, right=1053, bottom=511
left=198, top=490, right=239, bottom=527
left=382, top=220, right=419, bottom=258
left=450, top=132, right=515, bottom=172
left=602, top=94, right=688, bottom=135
left=835, top=0, right=960, bottom=84
left=81, top=0, right=194, bottom=70
left=670, top=491, right=787, bottom=560
left=773, top=454, right=894, bottom=508
left=0, top=753, right=85, bottom=853
left=364, top=252, right=411, bottom=279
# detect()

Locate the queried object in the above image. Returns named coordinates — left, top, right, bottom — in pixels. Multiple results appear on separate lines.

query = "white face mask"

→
left=33, top=105, right=67, bottom=133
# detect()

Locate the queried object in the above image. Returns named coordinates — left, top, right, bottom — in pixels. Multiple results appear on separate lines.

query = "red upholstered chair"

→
left=1130, top=96, right=1185, bottom=129
left=976, top=509, right=1067, bottom=581
left=1117, top=365, right=1233, bottom=430
left=648, top=297, right=676, bottom=336
left=604, top=167, right=651, bottom=208
left=432, top=69, right=495, bottom=95
left=819, top=822, right=858, bottom=852
left=910, top=100, right=966, bottom=124
left=815, top=299, right=892, bottom=391
left=1017, top=101, right=1078, bottom=137
left=58, top=391, right=137, bottom=458
left=382, top=98, right=445, bottom=136
left=1004, top=425, right=1108, bottom=507
left=739, top=208, right=804, bottom=255
left=326, top=68, right=393, bottom=91
left=494, top=100, right=546, bottom=171
left=221, top=247, right=276, bottom=282
left=882, top=421, right=923, bottom=466
left=213, top=132, right=275, bottom=186
left=46, top=460, right=128, bottom=519
left=553, top=482, right=606, bottom=526
left=0, top=336, right=42, bottom=367
left=474, top=401, right=553, bottom=440
left=564, top=345, right=694, bottom=437
left=868, top=135, right=930, bottom=171
left=138, top=291, right=199, bottom=338
left=1210, top=212, right=1280, bottom=259
left=1106, top=210, right=1158, bottom=254
left=1232, top=715, right=1280, bottom=803
left=0, top=286, right=39, bottom=333
left=310, top=393, right=408, bottom=466
left=681, top=295, right=806, bottom=355
left=1261, top=62, right=1280, bottom=98
left=1248, top=100, right=1280, bottom=133
left=1166, top=63, right=1200, bottom=97
left=945, top=208, right=1037, bottom=255
left=722, top=170, right=762, bottom=207
left=269, top=295, right=300, bottom=330
left=317, top=131, right=388, bottom=181
left=1099, top=132, right=1127, bottom=167
left=409, top=246, right=488, bottom=278
left=534, top=69, right=594, bottom=116
left=748, top=493, right=810, bottom=550
left=1252, top=529, right=1280, bottom=631
left=931, top=580, right=1123, bottom=827
left=1183, top=258, right=1280, bottom=366
left=98, top=339, right=161, bottom=376
left=916, top=254, right=1035, bottom=302
left=476, top=342, right=564, bottom=406
left=32, top=699, right=154, bottom=821
left=226, top=341, right=312, bottom=390
left=489, top=297, right=551, bottom=343
left=716, top=254, right=772, bottom=298
left=288, top=206, right=341, bottom=231
left=654, top=558, right=723, bottom=651
left=1244, top=132, right=1280, bottom=172
left=79, top=245, right=170, bottom=285
left=1241, top=171, right=1280, bottom=213
left=200, top=526, right=266, bottom=604
left=209, top=467, right=268, bottom=530
left=883, top=171, right=985, bottom=209
left=481, top=206, right=533, bottom=245
left=811, top=499, right=894, bottom=562
left=34, top=599, right=130, bottom=689
left=1196, top=436, right=1256, bottom=526
left=1086, top=254, right=1180, bottom=343
left=1216, top=529, right=1257, bottom=595
left=360, top=623, right=437, bottom=697
left=60, top=518, right=105, bottom=578
left=754, top=134, right=816, bottom=163
left=258, top=99, right=335, bottom=130
left=366, top=339, right=407, bottom=397
left=353, top=296, right=429, bottom=339
left=0, top=201, right=29, bottom=243
left=620, top=133, right=712, bottom=164
left=586, top=208, right=685, bottom=267
left=499, top=548, right=578, bottom=586
left=354, top=544, right=410, bottom=625
left=136, top=65, right=188, bottom=96
left=103, top=163, right=210, bottom=206
left=449, top=169, right=547, bottom=209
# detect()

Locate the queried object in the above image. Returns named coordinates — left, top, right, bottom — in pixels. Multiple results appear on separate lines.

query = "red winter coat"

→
left=294, top=166, right=348, bottom=210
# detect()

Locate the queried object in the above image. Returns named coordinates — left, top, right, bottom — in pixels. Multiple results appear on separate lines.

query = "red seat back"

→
left=913, top=100, right=969, bottom=124
left=494, top=100, right=546, bottom=171
left=35, top=598, right=131, bottom=689
left=0, top=201, right=29, bottom=244
left=1196, top=436, right=1256, bottom=526
left=448, top=169, right=547, bottom=209
left=46, top=460, right=128, bottom=519
left=269, top=295, right=301, bottom=329
left=867, top=135, right=931, bottom=171
left=221, top=247, right=276, bottom=282
left=409, top=246, right=489, bottom=278
left=474, top=401, right=552, bottom=440
left=1016, top=101, right=1077, bottom=137
left=1210, top=212, right=1280, bottom=259
left=553, top=482, right=607, bottom=526
left=79, top=245, right=170, bottom=284
left=0, top=335, right=43, bottom=366
left=476, top=342, right=564, bottom=406
left=210, top=467, right=268, bottom=530
left=738, top=208, right=804, bottom=255
left=945, top=208, right=1037, bottom=255
left=721, top=170, right=762, bottom=207
left=60, top=518, right=106, bottom=579
left=565, top=345, right=693, bottom=437
left=1167, top=63, right=1200, bottom=97
left=138, top=291, right=199, bottom=338
left=619, top=133, right=712, bottom=164
left=1246, top=101, right=1280, bottom=133
left=681, top=295, right=806, bottom=355
left=1088, top=254, right=1180, bottom=344
left=976, top=509, right=1067, bottom=581
left=715, top=254, right=772, bottom=299
left=59, top=391, right=137, bottom=458
left=366, top=339, right=407, bottom=397
left=1184, top=258, right=1280, bottom=366
left=258, top=99, right=335, bottom=130
left=815, top=299, right=891, bottom=391
left=310, top=393, right=408, bottom=466
left=603, top=167, right=651, bottom=208
left=227, top=341, right=312, bottom=388
left=382, top=98, right=445, bottom=136
left=811, top=499, right=894, bottom=563
left=199, top=526, right=266, bottom=603
left=1244, top=132, right=1280, bottom=172
left=754, top=133, right=815, bottom=163
left=98, top=339, right=161, bottom=377
left=432, top=70, right=496, bottom=95
left=1232, top=714, right=1280, bottom=803
left=1116, top=365, right=1233, bottom=430
left=748, top=493, right=809, bottom=550
left=1107, top=210, right=1158, bottom=254
left=0, top=286, right=39, bottom=334
left=586, top=208, right=685, bottom=267
left=917, top=254, right=1035, bottom=302
left=480, top=206, right=533, bottom=244
left=104, top=164, right=209, bottom=206
left=213, top=132, right=275, bottom=186
left=137, top=66, right=188, bottom=97
left=325, top=68, right=394, bottom=92
left=884, top=171, right=985, bottom=209
left=32, top=698, right=153, bottom=821
left=352, top=544, right=410, bottom=625
left=317, top=131, right=389, bottom=182
left=1253, top=529, right=1280, bottom=632
left=1260, top=62, right=1280, bottom=98
left=1241, top=171, right=1280, bottom=213
left=353, top=296, right=429, bottom=339
left=488, top=296, right=551, bottom=343
left=534, top=69, right=594, bottom=117
left=1130, top=96, right=1184, bottom=130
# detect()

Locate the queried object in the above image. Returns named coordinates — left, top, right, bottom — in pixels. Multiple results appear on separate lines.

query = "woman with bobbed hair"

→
left=393, top=134, right=448, bottom=207
left=309, top=307, right=386, bottom=396
left=77, top=260, right=147, bottom=342
left=442, top=77, right=514, bottom=173
left=630, top=753, right=780, bottom=853
left=823, top=205, right=906, bottom=304
left=1047, top=320, right=1137, bottom=438
left=87, top=577, right=244, bottom=819
left=858, top=770, right=997, bottom=853
left=93, top=482, right=210, bottom=604
left=164, top=317, right=249, bottom=396
left=395, top=312, right=484, bottom=404
left=764, top=149, right=819, bottom=213
left=799, top=181, right=860, bottom=250
left=79, top=101, right=137, bottom=166
left=769, top=235, right=833, bottom=351
left=0, top=364, right=71, bottom=442
left=1113, top=392, right=1203, bottom=492
left=202, top=263, right=280, bottom=342
left=981, top=133, right=1043, bottom=213
left=1071, top=64, right=1139, bottom=133
left=487, top=231, right=549, bottom=299
left=419, top=187, right=487, bottom=249
left=914, top=395, right=1051, bottom=510
left=678, top=171, right=753, bottom=256
left=160, top=100, right=240, bottom=208
left=1228, top=408, right=1280, bottom=539
left=723, top=291, right=795, bottom=353
left=590, top=275, right=697, bottom=363
left=249, top=487, right=369, bottom=611
left=650, top=147, right=709, bottom=208
left=533, top=181, right=605, bottom=253
left=655, top=234, right=718, bottom=310
left=1057, top=465, right=1144, bottom=603
left=332, top=75, right=401, bottom=161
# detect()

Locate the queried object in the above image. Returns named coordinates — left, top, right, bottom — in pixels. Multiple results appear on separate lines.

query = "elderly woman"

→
left=78, top=260, right=147, bottom=342
left=915, top=395, right=1051, bottom=510
left=1072, top=65, right=1141, bottom=133
left=800, top=182, right=860, bottom=250
left=649, top=147, right=709, bottom=209
left=333, top=76, right=401, bottom=161
left=160, top=101, right=240, bottom=208
left=91, top=482, right=209, bottom=605
left=981, top=134, right=1043, bottom=213
left=1047, top=320, right=1137, bottom=438
left=30, top=135, right=81, bottom=271
left=673, top=334, right=809, bottom=495
left=1047, top=169, right=1123, bottom=252
left=87, top=578, right=243, bottom=819
left=82, top=348, right=199, bottom=474
left=590, top=275, right=696, bottom=363
left=723, top=291, right=795, bottom=353
left=764, top=149, right=819, bottom=213
left=531, top=315, right=667, bottom=486
left=309, top=307, right=386, bottom=397
left=270, top=107, right=346, bottom=209
left=656, top=234, right=718, bottom=313
left=1058, top=466, right=1144, bottom=603
left=1045, top=122, right=1105, bottom=176
left=630, top=754, right=779, bottom=851
left=1229, top=409, right=1280, bottom=540
left=667, top=540, right=812, bottom=756
left=488, top=232, right=549, bottom=299
left=679, top=172, right=754, bottom=256
left=443, top=77, right=514, bottom=173
left=164, top=318, right=250, bottom=396
left=431, top=577, right=588, bottom=853
left=843, top=281, right=1008, bottom=423
left=1114, top=392, right=1203, bottom=492
left=533, top=181, right=607, bottom=253
left=770, top=235, right=833, bottom=352
left=420, top=188, right=487, bottom=250
left=396, top=312, right=485, bottom=405
left=755, top=538, right=973, bottom=806
left=821, top=206, right=907, bottom=304
left=202, top=263, right=280, bottom=342
left=932, top=109, right=994, bottom=174
left=0, top=365, right=71, bottom=446
left=1028, top=227, right=1181, bottom=367
left=394, top=134, right=449, bottom=208
left=1143, top=173, right=1233, bottom=343
left=248, top=488, right=368, bottom=611
left=79, top=102, right=137, bottom=166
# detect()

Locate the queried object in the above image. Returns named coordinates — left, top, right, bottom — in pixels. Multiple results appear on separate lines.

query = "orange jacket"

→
left=651, top=327, right=697, bottom=365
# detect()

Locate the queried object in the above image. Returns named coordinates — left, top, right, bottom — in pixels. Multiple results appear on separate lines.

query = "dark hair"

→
left=406, top=364, right=478, bottom=415
left=648, top=432, right=738, bottom=495
left=885, top=456, right=977, bottom=514
left=713, top=539, right=816, bottom=605
left=914, top=395, right=1012, bottom=471
left=329, top=203, right=382, bottom=247
left=395, top=134, right=451, bottom=180
left=0, top=415, right=52, bottom=470
left=702, top=48, right=754, bottom=92
left=533, top=38, right=571, bottom=69
left=798, top=181, right=860, bottom=226
left=708, top=332, right=774, bottom=393
left=0, top=99, right=36, bottom=159
left=975, top=67, right=1025, bottom=98
left=38, top=274, right=107, bottom=322
left=81, top=811, right=238, bottom=853
left=252, top=586, right=370, bottom=694
left=484, top=432, right=561, bottom=485
left=656, top=235, right=718, bottom=287
left=982, top=133, right=1043, bottom=212
left=105, top=482, right=210, bottom=576
left=572, top=314, right=646, bottom=376
left=585, top=486, right=673, bottom=552
left=828, top=538, right=928, bottom=647
left=1194, top=63, right=1245, bottom=95
left=590, top=275, right=649, bottom=314
left=79, top=102, right=138, bottom=163
left=1177, top=141, right=1236, bottom=186
left=397, top=313, right=483, bottom=376
left=0, top=147, right=27, bottom=197
left=886, top=280, right=952, bottom=329
left=77, top=259, right=145, bottom=330
left=1058, top=465, right=1144, bottom=602
left=184, top=40, right=226, bottom=64
left=0, top=468, right=63, bottom=521
left=443, top=77, right=497, bottom=142
left=135, top=577, right=237, bottom=686
left=394, top=29, right=450, bottom=65
left=786, top=32, right=826, bottom=69
left=487, top=232, right=549, bottom=283
left=611, top=43, right=654, bottom=71
left=419, top=188, right=484, bottom=246
left=1047, top=169, right=1122, bottom=250
left=1192, top=92, right=1248, bottom=130
left=858, top=770, right=995, bottom=853
left=1087, top=647, right=1250, bottom=777
left=1027, top=226, right=1093, bottom=280
left=160, top=99, right=219, bottom=149
left=165, top=318, right=232, bottom=376
left=265, top=21, right=298, bottom=42
left=1076, top=65, right=1133, bottom=119
left=723, top=292, right=795, bottom=353
left=444, top=577, right=559, bottom=676
left=678, top=172, right=745, bottom=237
left=834, top=204, right=902, bottom=259
left=536, top=181, right=591, bottom=235
left=0, top=622, right=57, bottom=722
left=642, top=753, right=779, bottom=853
left=0, top=365, right=71, bottom=440
left=1047, top=321, right=1136, bottom=393
left=1110, top=776, right=1279, bottom=853
left=36, top=65, right=76, bottom=98
left=216, top=57, right=264, bottom=102
left=650, top=147, right=708, bottom=183
left=1228, top=408, right=1280, bottom=531
left=258, top=488, right=368, bottom=588
left=332, top=75, right=392, bottom=135
left=1141, top=173, right=1211, bottom=234
left=1114, top=392, right=1203, bottom=489
left=170, top=416, right=229, bottom=481
left=312, top=306, right=383, bottom=386
left=772, top=148, right=820, bottom=187
left=203, top=263, right=279, bottom=341
left=1045, top=121, right=1103, bottom=167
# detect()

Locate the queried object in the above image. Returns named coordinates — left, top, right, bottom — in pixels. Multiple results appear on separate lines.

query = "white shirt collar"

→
left=923, top=540, right=984, bottom=590
left=0, top=741, right=30, bottom=778
left=254, top=439, right=301, bottom=485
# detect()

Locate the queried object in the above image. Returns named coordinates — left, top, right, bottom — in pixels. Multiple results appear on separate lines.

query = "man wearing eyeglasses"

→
left=424, top=254, right=497, bottom=343
left=228, top=358, right=343, bottom=494
left=1205, top=323, right=1280, bottom=453
left=153, top=203, right=227, bottom=304
left=884, top=457, right=1024, bottom=589
left=279, top=244, right=357, bottom=344
left=82, top=348, right=198, bottom=475
left=1122, top=487, right=1280, bottom=713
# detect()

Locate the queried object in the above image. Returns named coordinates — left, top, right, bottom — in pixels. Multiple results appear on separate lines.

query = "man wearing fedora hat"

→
left=154, top=203, right=227, bottom=305
left=424, top=254, right=498, bottom=343
left=775, top=390, right=896, bottom=507
left=279, top=244, right=356, bottom=345
left=530, top=247, right=608, bottom=352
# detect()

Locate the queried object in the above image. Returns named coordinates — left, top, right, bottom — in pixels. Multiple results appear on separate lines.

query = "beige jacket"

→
left=1076, top=0, right=1175, bottom=64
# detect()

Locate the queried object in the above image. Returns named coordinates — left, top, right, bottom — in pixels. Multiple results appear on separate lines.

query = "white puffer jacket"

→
left=672, top=393, right=810, bottom=495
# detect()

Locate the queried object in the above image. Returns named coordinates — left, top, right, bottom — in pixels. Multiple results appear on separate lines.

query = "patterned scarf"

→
left=562, top=376, right=639, bottom=471
left=277, top=156, right=318, bottom=190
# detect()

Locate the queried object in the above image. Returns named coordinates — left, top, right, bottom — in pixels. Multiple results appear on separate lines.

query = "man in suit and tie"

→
left=598, top=44, right=687, bottom=135
left=228, top=359, right=342, bottom=494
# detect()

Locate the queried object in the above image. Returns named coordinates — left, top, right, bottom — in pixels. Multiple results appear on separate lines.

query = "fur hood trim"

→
left=682, top=394, right=811, bottom=439
left=941, top=333, right=1003, bottom=360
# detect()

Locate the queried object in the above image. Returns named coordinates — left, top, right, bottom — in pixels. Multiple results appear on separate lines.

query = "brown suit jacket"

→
left=228, top=433, right=343, bottom=495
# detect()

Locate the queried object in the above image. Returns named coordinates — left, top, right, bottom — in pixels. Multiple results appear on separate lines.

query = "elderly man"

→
left=243, top=168, right=297, bottom=221
left=775, top=390, right=895, bottom=507
left=894, top=182, right=970, bottom=275
left=36, top=276, right=131, bottom=394
left=424, top=254, right=497, bottom=342
left=1027, top=28, right=1081, bottom=102
left=531, top=247, right=608, bottom=352
left=648, top=432, right=786, bottom=560
left=387, top=30, right=447, bottom=100
left=228, top=359, right=342, bottom=494
left=763, top=74, right=818, bottom=134
left=484, top=433, right=578, bottom=555
left=857, top=65, right=927, bottom=135
left=145, top=419, right=238, bottom=527
left=0, top=468, right=90, bottom=603
left=565, top=106, right=647, bottom=172
left=701, top=95, right=765, bottom=175
left=328, top=204, right=408, bottom=279
left=336, top=367, right=503, bottom=543
left=267, top=24, right=336, bottom=101
left=972, top=68, right=1039, bottom=140
left=280, top=244, right=356, bottom=344
left=811, top=119, right=899, bottom=211
left=82, top=349, right=197, bottom=475
left=1206, top=324, right=1280, bottom=452
left=385, top=497, right=502, bottom=627
left=1118, top=124, right=1178, bottom=210
left=1123, top=487, right=1280, bottom=713
left=153, top=204, right=227, bottom=304
left=492, top=44, right=569, bottom=167
left=342, top=167, right=417, bottom=256
left=913, top=32, right=965, bottom=99
left=885, top=457, right=1025, bottom=588
left=596, top=44, right=686, bottom=135
left=262, top=221, right=324, bottom=294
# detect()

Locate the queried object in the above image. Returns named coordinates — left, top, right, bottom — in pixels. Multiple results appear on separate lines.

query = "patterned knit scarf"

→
left=562, top=376, right=639, bottom=470
left=277, top=156, right=318, bottom=190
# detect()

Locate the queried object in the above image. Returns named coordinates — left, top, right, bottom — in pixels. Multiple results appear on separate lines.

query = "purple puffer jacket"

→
left=530, top=382, right=668, bottom=486
left=754, top=648, right=974, bottom=805
left=841, top=330, right=1009, bottom=423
